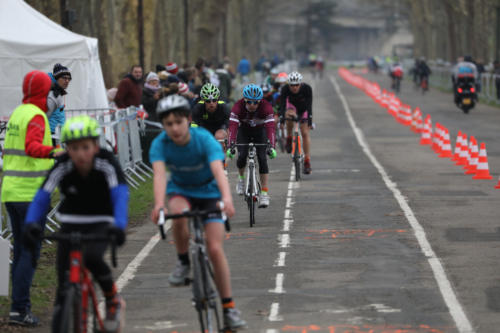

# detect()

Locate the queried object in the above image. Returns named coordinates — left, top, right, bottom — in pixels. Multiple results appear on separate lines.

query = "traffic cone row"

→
left=338, top=67, right=498, bottom=186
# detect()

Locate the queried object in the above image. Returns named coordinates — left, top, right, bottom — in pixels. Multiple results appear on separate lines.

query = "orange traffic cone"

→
left=432, top=123, right=442, bottom=154
left=465, top=137, right=478, bottom=175
left=438, top=128, right=453, bottom=158
left=472, top=142, right=493, bottom=179
left=494, top=178, right=500, bottom=189
left=411, top=107, right=422, bottom=133
left=420, top=115, right=432, bottom=145
left=456, top=133, right=468, bottom=166
left=452, top=130, right=462, bottom=161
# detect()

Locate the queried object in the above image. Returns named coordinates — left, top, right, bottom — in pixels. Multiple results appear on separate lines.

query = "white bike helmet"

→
left=156, top=94, right=190, bottom=119
left=288, top=71, right=303, bottom=84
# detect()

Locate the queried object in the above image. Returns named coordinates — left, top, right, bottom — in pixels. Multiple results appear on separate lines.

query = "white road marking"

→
left=283, top=219, right=292, bottom=232
left=274, top=252, right=287, bottom=267
left=278, top=234, right=290, bottom=248
left=134, top=321, right=188, bottom=330
left=286, top=197, right=293, bottom=208
left=269, top=273, right=285, bottom=293
left=330, top=75, right=475, bottom=333
left=321, top=303, right=401, bottom=314
left=287, top=189, right=293, bottom=197
left=268, top=302, right=283, bottom=321
left=266, top=329, right=280, bottom=333
left=284, top=209, right=292, bottom=219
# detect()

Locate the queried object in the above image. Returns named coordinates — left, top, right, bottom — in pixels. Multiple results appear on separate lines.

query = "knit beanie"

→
left=53, top=63, right=71, bottom=80
left=146, top=71, right=159, bottom=82
left=166, top=62, right=179, bottom=74
left=178, top=82, right=189, bottom=94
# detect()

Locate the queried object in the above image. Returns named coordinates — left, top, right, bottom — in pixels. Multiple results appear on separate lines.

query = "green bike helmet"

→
left=61, top=116, right=100, bottom=143
left=200, top=83, right=220, bottom=100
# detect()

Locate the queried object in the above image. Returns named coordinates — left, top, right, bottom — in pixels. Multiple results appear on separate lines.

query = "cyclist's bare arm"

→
left=151, top=161, right=167, bottom=223
left=210, top=160, right=235, bottom=218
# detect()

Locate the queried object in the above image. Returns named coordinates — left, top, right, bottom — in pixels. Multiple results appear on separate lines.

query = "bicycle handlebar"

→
left=38, top=232, right=118, bottom=268
left=158, top=204, right=231, bottom=240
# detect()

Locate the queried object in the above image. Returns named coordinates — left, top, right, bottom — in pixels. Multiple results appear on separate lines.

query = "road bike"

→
left=275, top=122, right=286, bottom=153
left=285, top=116, right=304, bottom=181
left=36, top=232, right=118, bottom=333
left=231, top=142, right=269, bottom=227
left=158, top=206, right=232, bottom=333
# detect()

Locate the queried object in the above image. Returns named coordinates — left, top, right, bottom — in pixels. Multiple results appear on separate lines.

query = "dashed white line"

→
left=330, top=75, right=475, bottom=333
left=285, top=197, right=293, bottom=208
left=283, top=219, right=292, bottom=232
left=269, top=273, right=285, bottom=294
left=284, top=209, right=292, bottom=219
left=268, top=302, right=284, bottom=321
left=274, top=252, right=287, bottom=267
left=278, top=234, right=290, bottom=248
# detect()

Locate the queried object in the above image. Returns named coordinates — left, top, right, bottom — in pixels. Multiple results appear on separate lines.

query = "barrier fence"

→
left=0, top=105, right=158, bottom=255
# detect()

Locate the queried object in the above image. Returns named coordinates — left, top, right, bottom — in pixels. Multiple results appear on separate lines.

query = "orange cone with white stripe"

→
left=411, top=107, right=422, bottom=133
left=456, top=133, right=468, bottom=166
left=438, top=128, right=453, bottom=158
left=419, top=115, right=432, bottom=145
left=432, top=123, right=442, bottom=154
left=472, top=142, right=493, bottom=179
left=465, top=137, right=478, bottom=175
left=452, top=130, right=462, bottom=161
left=494, top=176, right=500, bottom=189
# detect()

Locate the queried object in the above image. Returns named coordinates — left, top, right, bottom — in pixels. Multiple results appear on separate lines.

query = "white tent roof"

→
left=0, top=0, right=108, bottom=119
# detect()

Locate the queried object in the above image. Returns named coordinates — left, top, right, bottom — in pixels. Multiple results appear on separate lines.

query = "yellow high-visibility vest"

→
left=1, top=104, right=54, bottom=202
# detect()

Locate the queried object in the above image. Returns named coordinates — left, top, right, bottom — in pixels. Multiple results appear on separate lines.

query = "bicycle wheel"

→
left=192, top=248, right=221, bottom=333
left=60, top=285, right=82, bottom=333
left=294, top=155, right=301, bottom=181
left=247, top=165, right=256, bottom=227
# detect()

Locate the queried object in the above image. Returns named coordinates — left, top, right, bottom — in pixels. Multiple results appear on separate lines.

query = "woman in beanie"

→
left=47, top=63, right=72, bottom=143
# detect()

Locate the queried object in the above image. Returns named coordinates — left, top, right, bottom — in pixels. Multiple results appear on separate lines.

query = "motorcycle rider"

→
left=452, top=55, right=478, bottom=105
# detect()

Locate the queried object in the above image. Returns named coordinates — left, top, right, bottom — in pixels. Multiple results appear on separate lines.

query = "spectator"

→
left=216, top=62, right=232, bottom=102
left=166, top=62, right=179, bottom=75
left=178, top=82, right=196, bottom=107
left=115, top=65, right=143, bottom=108
left=475, top=58, right=485, bottom=92
left=237, top=56, right=251, bottom=78
left=107, top=88, right=118, bottom=108
left=493, top=60, right=500, bottom=100
left=2, top=71, right=63, bottom=327
left=156, top=64, right=166, bottom=73
left=141, top=71, right=163, bottom=165
left=47, top=63, right=71, bottom=142
left=142, top=72, right=162, bottom=121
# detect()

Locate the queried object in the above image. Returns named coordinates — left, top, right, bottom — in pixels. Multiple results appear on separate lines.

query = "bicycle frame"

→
left=245, top=143, right=260, bottom=202
left=285, top=117, right=304, bottom=181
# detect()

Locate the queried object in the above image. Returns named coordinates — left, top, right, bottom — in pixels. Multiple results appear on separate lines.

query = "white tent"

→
left=0, top=0, right=108, bottom=120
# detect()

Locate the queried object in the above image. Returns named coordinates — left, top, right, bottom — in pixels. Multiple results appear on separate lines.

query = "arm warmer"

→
left=111, top=184, right=129, bottom=230
left=25, top=189, right=51, bottom=225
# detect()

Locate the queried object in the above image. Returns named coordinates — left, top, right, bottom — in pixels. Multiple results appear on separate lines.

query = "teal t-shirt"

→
left=149, top=127, right=224, bottom=198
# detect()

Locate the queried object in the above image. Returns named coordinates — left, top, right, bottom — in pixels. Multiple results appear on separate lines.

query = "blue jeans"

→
left=6, top=202, right=45, bottom=313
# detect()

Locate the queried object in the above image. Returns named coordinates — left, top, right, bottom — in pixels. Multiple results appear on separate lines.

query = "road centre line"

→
left=279, top=234, right=290, bottom=248
left=330, top=75, right=475, bottom=333
left=268, top=302, right=283, bottom=321
left=283, top=219, right=292, bottom=232
left=284, top=209, right=292, bottom=219
left=274, top=252, right=287, bottom=267
left=268, top=273, right=285, bottom=294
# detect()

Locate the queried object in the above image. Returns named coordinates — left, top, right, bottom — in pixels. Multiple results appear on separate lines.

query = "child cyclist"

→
left=23, top=116, right=129, bottom=333
left=149, top=94, right=247, bottom=330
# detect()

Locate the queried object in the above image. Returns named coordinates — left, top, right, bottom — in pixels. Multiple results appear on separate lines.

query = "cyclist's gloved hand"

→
left=226, top=148, right=236, bottom=159
left=23, top=223, right=42, bottom=251
left=108, top=225, right=126, bottom=246
left=267, top=147, right=277, bottom=159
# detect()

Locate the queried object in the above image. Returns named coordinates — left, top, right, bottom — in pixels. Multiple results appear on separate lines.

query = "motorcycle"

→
left=455, top=78, right=477, bottom=114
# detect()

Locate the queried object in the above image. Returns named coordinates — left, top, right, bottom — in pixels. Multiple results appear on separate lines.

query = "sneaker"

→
left=304, top=159, right=312, bottom=174
left=285, top=136, right=292, bottom=154
left=9, top=311, right=39, bottom=326
left=236, top=178, right=244, bottom=195
left=168, top=260, right=190, bottom=286
left=224, top=308, right=247, bottom=330
left=104, top=294, right=125, bottom=333
left=258, top=192, right=270, bottom=208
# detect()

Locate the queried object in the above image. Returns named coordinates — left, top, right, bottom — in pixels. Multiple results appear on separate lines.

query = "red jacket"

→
left=115, top=75, right=143, bottom=108
left=21, top=71, right=54, bottom=158
left=228, top=99, right=275, bottom=147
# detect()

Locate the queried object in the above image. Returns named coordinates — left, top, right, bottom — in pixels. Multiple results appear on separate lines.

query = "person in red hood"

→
left=2, top=70, right=63, bottom=327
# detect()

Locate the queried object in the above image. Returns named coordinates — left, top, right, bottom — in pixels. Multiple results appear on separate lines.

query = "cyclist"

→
left=389, top=61, right=404, bottom=90
left=149, top=95, right=246, bottom=330
left=191, top=83, right=230, bottom=144
left=279, top=71, right=313, bottom=174
left=23, top=116, right=129, bottom=333
left=227, top=84, right=276, bottom=208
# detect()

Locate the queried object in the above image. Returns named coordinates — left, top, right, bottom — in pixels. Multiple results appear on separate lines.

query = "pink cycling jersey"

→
left=228, top=99, right=275, bottom=147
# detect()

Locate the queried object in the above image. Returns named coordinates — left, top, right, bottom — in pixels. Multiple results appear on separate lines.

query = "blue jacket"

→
left=237, top=58, right=251, bottom=76
left=47, top=73, right=66, bottom=133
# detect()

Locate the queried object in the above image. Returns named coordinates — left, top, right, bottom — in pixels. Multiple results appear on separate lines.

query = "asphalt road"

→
left=85, top=70, right=500, bottom=333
